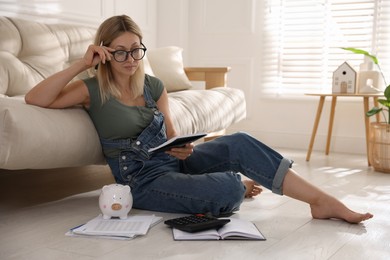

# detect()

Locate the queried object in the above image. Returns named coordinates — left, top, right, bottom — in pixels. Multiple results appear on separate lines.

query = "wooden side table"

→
left=305, top=93, right=382, bottom=165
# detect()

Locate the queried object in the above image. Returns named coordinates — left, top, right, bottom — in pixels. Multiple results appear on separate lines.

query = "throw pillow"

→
left=146, top=46, right=192, bottom=92
left=143, top=56, right=155, bottom=76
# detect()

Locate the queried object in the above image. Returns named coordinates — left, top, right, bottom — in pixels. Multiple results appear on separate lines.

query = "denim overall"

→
left=100, top=86, right=293, bottom=216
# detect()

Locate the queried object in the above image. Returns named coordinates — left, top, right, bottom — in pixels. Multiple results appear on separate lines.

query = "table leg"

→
left=306, top=96, right=326, bottom=161
left=325, top=96, right=337, bottom=155
left=373, top=97, right=380, bottom=122
left=363, top=97, right=371, bottom=166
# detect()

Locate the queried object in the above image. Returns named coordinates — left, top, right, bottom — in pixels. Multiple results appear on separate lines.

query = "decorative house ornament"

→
left=332, top=62, right=357, bottom=93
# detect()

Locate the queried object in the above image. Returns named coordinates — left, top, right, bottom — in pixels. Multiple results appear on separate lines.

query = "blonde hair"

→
left=93, top=15, right=145, bottom=103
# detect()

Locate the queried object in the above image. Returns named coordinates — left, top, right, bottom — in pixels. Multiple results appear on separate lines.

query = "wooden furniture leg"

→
left=373, top=97, right=380, bottom=122
left=325, top=96, right=337, bottom=155
left=363, top=97, right=372, bottom=166
left=306, top=96, right=326, bottom=161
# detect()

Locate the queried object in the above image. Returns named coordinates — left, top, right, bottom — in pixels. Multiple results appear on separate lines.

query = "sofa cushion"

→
left=168, top=87, right=246, bottom=134
left=0, top=51, right=43, bottom=96
left=146, top=46, right=192, bottom=92
left=0, top=97, right=105, bottom=169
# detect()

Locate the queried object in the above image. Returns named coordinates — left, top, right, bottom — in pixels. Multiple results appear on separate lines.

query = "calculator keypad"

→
left=164, top=214, right=230, bottom=233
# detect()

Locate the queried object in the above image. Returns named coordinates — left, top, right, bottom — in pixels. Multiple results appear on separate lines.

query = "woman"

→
left=25, top=15, right=373, bottom=223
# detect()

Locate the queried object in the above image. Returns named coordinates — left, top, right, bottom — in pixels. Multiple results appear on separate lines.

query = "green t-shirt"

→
left=84, top=75, right=164, bottom=157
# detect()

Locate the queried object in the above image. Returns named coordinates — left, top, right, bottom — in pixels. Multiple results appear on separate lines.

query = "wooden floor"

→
left=1, top=149, right=389, bottom=260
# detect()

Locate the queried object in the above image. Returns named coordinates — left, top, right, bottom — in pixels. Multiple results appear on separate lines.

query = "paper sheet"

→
left=67, top=214, right=162, bottom=240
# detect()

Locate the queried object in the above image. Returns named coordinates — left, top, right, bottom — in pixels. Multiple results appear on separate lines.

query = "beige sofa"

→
left=0, top=17, right=246, bottom=170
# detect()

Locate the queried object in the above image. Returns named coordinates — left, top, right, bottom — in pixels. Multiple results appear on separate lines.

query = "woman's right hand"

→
left=83, top=43, right=115, bottom=68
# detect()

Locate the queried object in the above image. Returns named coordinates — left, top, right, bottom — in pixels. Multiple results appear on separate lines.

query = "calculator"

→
left=164, top=214, right=231, bottom=233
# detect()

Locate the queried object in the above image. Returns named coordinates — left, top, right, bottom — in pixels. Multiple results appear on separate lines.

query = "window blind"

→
left=261, top=0, right=390, bottom=95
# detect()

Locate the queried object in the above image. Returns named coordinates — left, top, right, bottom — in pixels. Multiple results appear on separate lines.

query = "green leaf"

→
left=341, top=47, right=379, bottom=64
left=378, top=99, right=390, bottom=108
left=366, top=107, right=383, bottom=117
left=342, top=47, right=369, bottom=55
left=384, top=85, right=390, bottom=100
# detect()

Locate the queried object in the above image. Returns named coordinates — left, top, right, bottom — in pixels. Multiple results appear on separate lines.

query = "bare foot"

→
left=243, top=180, right=263, bottom=198
left=310, top=195, right=373, bottom=224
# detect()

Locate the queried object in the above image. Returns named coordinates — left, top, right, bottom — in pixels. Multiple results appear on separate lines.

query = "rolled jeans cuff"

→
left=272, top=158, right=293, bottom=195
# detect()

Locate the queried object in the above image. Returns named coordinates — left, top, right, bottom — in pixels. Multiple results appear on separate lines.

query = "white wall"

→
left=0, top=0, right=368, bottom=155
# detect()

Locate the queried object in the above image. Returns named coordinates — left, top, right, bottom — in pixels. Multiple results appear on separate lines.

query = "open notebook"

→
left=172, top=218, right=266, bottom=241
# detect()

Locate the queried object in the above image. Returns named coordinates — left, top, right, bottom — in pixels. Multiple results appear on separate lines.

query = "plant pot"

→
left=369, top=122, right=390, bottom=173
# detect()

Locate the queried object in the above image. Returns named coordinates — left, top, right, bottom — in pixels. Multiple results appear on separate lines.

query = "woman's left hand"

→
left=166, top=143, right=194, bottom=160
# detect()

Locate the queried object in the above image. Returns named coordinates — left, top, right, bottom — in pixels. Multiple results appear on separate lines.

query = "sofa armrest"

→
left=184, top=67, right=231, bottom=89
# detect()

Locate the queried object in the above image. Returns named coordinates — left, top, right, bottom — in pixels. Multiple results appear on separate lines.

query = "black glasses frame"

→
left=111, top=43, right=147, bottom=62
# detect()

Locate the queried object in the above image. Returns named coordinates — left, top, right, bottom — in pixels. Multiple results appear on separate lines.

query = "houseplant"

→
left=343, top=48, right=390, bottom=173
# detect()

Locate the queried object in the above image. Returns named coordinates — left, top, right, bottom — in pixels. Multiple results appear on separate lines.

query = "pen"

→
left=69, top=223, right=85, bottom=231
left=94, top=41, right=104, bottom=70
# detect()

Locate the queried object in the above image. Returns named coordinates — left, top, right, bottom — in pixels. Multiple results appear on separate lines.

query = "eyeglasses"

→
left=111, top=43, right=147, bottom=62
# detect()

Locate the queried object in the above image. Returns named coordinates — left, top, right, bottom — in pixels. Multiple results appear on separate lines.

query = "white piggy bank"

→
left=99, top=184, right=133, bottom=220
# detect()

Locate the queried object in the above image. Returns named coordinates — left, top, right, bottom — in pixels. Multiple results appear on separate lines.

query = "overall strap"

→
left=144, top=77, right=158, bottom=109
